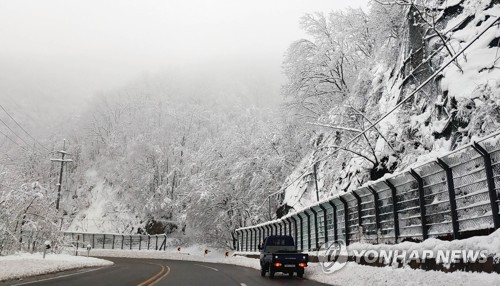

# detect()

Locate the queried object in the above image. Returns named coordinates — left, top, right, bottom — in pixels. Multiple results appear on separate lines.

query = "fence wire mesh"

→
left=236, top=133, right=500, bottom=252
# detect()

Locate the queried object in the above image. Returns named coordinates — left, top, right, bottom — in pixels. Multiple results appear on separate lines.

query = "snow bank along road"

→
left=2, top=257, right=329, bottom=286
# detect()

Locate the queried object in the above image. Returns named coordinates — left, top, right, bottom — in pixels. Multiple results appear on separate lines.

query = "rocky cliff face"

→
left=280, top=0, right=500, bottom=212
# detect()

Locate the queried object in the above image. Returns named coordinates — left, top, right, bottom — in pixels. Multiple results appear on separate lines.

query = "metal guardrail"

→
left=63, top=232, right=169, bottom=251
left=235, top=131, right=500, bottom=252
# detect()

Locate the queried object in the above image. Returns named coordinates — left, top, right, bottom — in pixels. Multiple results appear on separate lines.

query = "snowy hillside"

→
left=280, top=0, right=500, bottom=211
left=3, top=0, right=500, bottom=255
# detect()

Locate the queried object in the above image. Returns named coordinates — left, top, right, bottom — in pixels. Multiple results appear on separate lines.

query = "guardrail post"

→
left=367, top=186, right=381, bottom=236
left=241, top=230, right=244, bottom=252
left=273, top=223, right=278, bottom=235
left=251, top=228, right=255, bottom=251
left=255, top=228, right=259, bottom=251
left=310, top=208, right=319, bottom=250
left=385, top=180, right=399, bottom=243
left=121, top=235, right=124, bottom=250
left=338, top=196, right=349, bottom=245
left=240, top=230, right=243, bottom=251
left=75, top=234, right=79, bottom=256
left=291, top=217, right=298, bottom=249
left=251, top=229, right=254, bottom=251
left=245, top=229, right=249, bottom=252
left=235, top=230, right=240, bottom=252
left=304, top=210, right=312, bottom=251
left=472, top=142, right=500, bottom=230
left=92, top=234, right=95, bottom=249
left=255, top=228, right=259, bottom=250
left=235, top=231, right=238, bottom=252
left=284, top=218, right=290, bottom=236
left=155, top=235, right=159, bottom=250
left=233, top=232, right=237, bottom=251
left=147, top=235, right=151, bottom=250
left=256, top=228, right=260, bottom=247
left=250, top=229, right=254, bottom=252
left=319, top=204, right=328, bottom=244
left=253, top=228, right=257, bottom=251
left=410, top=169, right=428, bottom=240
left=103, top=234, right=105, bottom=249
left=112, top=235, right=115, bottom=249
left=279, top=222, right=283, bottom=235
left=248, top=229, right=252, bottom=252
left=436, top=158, right=460, bottom=239
left=352, top=190, right=362, bottom=227
left=298, top=215, right=304, bottom=251
left=130, top=235, right=132, bottom=250
left=328, top=200, right=338, bottom=242
left=139, top=235, right=142, bottom=250
left=242, top=230, right=245, bottom=252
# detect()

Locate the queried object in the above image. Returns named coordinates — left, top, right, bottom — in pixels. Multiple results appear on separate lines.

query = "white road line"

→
left=240, top=283, right=248, bottom=286
left=12, top=266, right=107, bottom=286
left=194, top=264, right=219, bottom=272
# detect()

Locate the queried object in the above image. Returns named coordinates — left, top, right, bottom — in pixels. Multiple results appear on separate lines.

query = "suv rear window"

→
left=266, top=236, right=294, bottom=246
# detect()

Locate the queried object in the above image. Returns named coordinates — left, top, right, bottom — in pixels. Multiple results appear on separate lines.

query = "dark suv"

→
left=259, top=235, right=308, bottom=278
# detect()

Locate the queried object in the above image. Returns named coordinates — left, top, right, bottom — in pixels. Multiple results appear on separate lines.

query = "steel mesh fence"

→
left=236, top=132, right=500, bottom=252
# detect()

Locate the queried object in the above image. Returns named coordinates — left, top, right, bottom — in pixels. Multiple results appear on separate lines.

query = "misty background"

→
left=3, top=0, right=500, bottom=252
left=0, top=0, right=367, bottom=138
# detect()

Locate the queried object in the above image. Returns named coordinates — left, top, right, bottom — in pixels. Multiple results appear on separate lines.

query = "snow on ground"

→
left=0, top=253, right=113, bottom=282
left=67, top=171, right=143, bottom=234
left=306, top=262, right=500, bottom=286
left=347, top=228, right=500, bottom=259
left=88, top=246, right=500, bottom=286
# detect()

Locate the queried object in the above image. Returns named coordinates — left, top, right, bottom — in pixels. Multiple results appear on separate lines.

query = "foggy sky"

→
left=0, top=0, right=368, bottom=110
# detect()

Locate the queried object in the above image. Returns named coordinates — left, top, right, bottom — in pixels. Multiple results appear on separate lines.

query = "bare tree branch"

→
left=306, top=122, right=363, bottom=133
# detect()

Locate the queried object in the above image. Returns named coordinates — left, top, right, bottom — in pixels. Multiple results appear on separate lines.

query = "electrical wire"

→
left=0, top=129, right=29, bottom=152
left=0, top=117, right=34, bottom=151
left=0, top=103, right=51, bottom=152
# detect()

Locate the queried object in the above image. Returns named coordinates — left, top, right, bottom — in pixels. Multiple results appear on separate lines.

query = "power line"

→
left=0, top=103, right=50, bottom=152
left=0, top=116, right=35, bottom=152
left=0, top=128, right=29, bottom=152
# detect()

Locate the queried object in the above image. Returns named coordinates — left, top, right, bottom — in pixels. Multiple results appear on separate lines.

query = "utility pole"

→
left=313, top=162, right=320, bottom=202
left=50, top=139, right=72, bottom=210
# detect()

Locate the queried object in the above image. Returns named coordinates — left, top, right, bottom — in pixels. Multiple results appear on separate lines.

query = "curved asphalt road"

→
left=3, top=257, right=330, bottom=286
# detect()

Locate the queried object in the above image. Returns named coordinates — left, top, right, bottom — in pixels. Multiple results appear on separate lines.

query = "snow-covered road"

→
left=2, top=247, right=500, bottom=285
left=90, top=248, right=500, bottom=286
